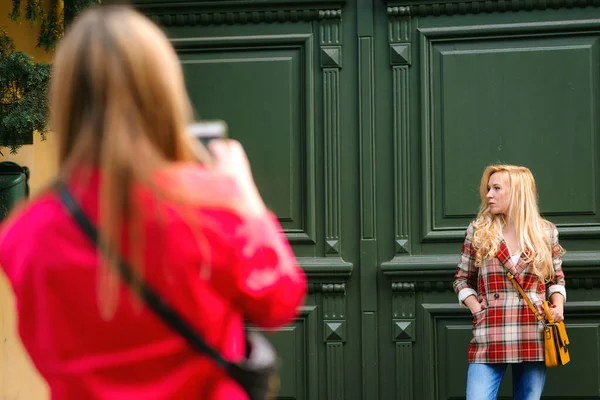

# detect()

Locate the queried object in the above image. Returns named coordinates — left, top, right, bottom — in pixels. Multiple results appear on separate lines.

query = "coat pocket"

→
left=471, top=307, right=488, bottom=345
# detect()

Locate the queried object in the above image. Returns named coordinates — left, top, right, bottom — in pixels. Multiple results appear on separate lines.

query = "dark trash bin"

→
left=0, top=161, right=30, bottom=221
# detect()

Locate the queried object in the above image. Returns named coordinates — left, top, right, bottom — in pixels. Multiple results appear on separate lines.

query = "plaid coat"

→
left=453, top=222, right=566, bottom=364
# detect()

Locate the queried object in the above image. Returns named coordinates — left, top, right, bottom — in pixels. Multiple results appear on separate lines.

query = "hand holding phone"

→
left=208, top=139, right=267, bottom=216
left=188, top=120, right=265, bottom=214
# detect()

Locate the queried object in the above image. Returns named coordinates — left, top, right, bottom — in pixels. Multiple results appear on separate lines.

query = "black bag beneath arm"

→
left=56, top=182, right=281, bottom=400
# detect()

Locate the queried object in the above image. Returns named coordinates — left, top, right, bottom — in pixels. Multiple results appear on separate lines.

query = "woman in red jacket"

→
left=0, top=5, right=306, bottom=400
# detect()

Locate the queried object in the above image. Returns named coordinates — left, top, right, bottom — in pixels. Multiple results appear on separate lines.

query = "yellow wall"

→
left=0, top=1, right=59, bottom=398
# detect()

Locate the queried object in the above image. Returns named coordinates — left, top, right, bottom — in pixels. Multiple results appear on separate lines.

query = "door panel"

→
left=426, top=30, right=600, bottom=238
left=178, top=36, right=314, bottom=247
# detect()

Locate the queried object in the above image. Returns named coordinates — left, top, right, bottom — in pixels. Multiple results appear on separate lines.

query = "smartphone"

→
left=188, top=120, right=228, bottom=149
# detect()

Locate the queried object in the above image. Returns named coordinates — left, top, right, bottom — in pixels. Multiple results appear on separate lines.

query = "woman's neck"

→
left=500, top=213, right=513, bottom=230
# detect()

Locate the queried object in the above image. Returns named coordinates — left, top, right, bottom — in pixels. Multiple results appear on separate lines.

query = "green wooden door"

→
left=120, top=0, right=600, bottom=398
left=377, top=4, right=600, bottom=399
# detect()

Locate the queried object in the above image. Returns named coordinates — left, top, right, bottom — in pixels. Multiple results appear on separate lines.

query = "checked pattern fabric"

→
left=453, top=223, right=566, bottom=364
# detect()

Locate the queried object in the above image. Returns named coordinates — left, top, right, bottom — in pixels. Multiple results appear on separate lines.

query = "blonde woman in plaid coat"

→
left=453, top=165, right=566, bottom=400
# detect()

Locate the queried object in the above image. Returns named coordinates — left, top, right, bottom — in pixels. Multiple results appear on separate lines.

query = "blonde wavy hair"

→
left=471, top=165, right=557, bottom=282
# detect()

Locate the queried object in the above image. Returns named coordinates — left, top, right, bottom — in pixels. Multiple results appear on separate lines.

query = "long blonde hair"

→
left=50, top=6, right=226, bottom=317
left=472, top=165, right=558, bottom=282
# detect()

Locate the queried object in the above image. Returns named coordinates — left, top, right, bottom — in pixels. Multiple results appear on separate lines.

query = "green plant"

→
left=0, top=29, right=51, bottom=155
left=11, top=0, right=100, bottom=52
left=0, top=0, right=98, bottom=155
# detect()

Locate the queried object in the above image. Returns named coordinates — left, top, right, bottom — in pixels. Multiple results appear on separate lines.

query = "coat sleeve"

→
left=453, top=223, right=478, bottom=308
left=203, top=208, right=307, bottom=329
left=547, top=224, right=567, bottom=302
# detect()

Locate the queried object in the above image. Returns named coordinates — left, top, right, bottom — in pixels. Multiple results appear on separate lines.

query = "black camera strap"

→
left=55, top=182, right=243, bottom=374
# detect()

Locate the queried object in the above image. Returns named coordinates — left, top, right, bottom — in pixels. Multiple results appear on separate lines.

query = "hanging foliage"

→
left=1, top=0, right=98, bottom=154
left=10, top=0, right=100, bottom=51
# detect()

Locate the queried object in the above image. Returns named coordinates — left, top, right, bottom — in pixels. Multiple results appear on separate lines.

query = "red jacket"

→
left=0, top=164, right=307, bottom=399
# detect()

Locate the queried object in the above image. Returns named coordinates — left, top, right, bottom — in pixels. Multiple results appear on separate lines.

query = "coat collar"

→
left=496, top=240, right=528, bottom=280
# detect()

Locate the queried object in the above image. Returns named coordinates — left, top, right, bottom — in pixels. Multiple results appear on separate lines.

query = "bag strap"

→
left=503, top=266, right=548, bottom=328
left=55, top=182, right=242, bottom=373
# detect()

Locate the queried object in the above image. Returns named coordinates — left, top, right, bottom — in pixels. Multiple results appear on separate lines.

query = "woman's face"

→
left=486, top=172, right=509, bottom=215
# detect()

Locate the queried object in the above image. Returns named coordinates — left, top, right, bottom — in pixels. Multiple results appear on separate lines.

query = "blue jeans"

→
left=466, top=362, right=546, bottom=400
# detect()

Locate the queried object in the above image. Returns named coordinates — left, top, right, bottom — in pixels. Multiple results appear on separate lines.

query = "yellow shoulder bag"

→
left=504, top=270, right=570, bottom=368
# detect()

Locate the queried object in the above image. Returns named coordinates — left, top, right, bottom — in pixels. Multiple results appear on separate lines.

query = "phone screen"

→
left=188, top=120, right=228, bottom=148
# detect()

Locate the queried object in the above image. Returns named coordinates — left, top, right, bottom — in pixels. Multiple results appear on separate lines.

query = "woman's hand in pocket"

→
left=464, top=294, right=483, bottom=315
